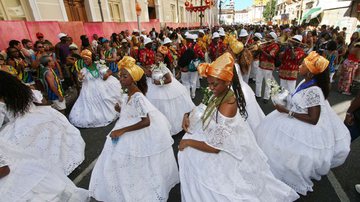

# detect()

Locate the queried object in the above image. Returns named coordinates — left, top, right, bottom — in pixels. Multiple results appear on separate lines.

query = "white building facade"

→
left=0, top=0, right=218, bottom=26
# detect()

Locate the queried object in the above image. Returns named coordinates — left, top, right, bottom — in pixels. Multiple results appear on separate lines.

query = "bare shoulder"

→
left=218, top=96, right=237, bottom=118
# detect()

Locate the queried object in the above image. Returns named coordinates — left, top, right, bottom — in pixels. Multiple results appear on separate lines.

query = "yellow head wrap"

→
left=228, top=35, right=244, bottom=55
left=80, top=49, right=92, bottom=60
left=118, top=56, right=144, bottom=82
left=304, top=51, right=329, bottom=75
left=198, top=52, right=234, bottom=82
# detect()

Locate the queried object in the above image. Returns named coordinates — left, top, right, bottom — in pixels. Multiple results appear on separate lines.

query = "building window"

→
left=108, top=2, right=122, bottom=22
left=170, top=4, right=176, bottom=22
left=0, top=0, right=29, bottom=20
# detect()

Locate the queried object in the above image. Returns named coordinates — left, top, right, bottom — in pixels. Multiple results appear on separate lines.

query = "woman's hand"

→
left=344, top=113, right=354, bottom=126
left=114, top=103, right=121, bottom=112
left=102, top=74, right=109, bottom=80
left=110, top=128, right=126, bottom=139
left=153, top=79, right=161, bottom=85
left=182, top=113, right=190, bottom=133
left=78, top=73, right=84, bottom=82
left=178, top=139, right=192, bottom=151
left=274, top=104, right=288, bottom=114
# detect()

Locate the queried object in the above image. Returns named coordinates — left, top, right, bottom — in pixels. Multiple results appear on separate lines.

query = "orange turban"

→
left=304, top=51, right=329, bottom=75
left=118, top=56, right=144, bottom=82
left=157, top=45, right=168, bottom=55
left=198, top=52, right=234, bottom=82
left=80, top=49, right=92, bottom=60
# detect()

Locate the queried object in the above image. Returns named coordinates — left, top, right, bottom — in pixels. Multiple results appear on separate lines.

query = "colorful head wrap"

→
left=304, top=51, right=329, bottom=75
left=198, top=52, right=234, bottom=82
left=80, top=49, right=92, bottom=60
left=157, top=45, right=168, bottom=55
left=228, top=35, right=244, bottom=55
left=118, top=56, right=144, bottom=82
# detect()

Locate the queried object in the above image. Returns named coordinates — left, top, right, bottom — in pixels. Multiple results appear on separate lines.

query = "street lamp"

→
left=135, top=0, right=141, bottom=31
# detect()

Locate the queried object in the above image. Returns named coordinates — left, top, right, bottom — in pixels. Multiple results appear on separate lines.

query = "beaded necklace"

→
left=85, top=63, right=99, bottom=78
left=201, top=89, right=234, bottom=130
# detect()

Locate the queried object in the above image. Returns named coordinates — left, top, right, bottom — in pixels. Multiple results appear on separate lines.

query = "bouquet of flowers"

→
left=267, top=79, right=289, bottom=106
left=151, top=62, right=167, bottom=85
left=187, top=87, right=213, bottom=134
left=96, top=60, right=109, bottom=79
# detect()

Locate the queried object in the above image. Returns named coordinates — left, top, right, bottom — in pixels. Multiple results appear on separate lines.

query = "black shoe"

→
left=256, top=96, right=261, bottom=100
left=263, top=99, right=269, bottom=104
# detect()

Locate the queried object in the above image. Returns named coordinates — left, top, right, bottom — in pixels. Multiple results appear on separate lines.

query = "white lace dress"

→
left=255, top=83, right=351, bottom=195
left=235, top=63, right=265, bottom=131
left=178, top=107, right=299, bottom=201
left=146, top=66, right=195, bottom=135
left=0, top=102, right=85, bottom=176
left=69, top=65, right=122, bottom=128
left=0, top=140, right=89, bottom=202
left=89, top=92, right=179, bottom=202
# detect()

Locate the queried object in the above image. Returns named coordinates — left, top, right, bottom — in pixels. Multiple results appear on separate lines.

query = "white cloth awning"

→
left=319, top=0, right=352, bottom=10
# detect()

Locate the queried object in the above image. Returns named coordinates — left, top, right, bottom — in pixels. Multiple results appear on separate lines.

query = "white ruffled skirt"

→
left=255, top=102, right=351, bottom=195
left=69, top=75, right=121, bottom=128
left=179, top=132, right=299, bottom=202
left=89, top=136, right=179, bottom=201
left=0, top=105, right=85, bottom=176
left=146, top=78, right=195, bottom=135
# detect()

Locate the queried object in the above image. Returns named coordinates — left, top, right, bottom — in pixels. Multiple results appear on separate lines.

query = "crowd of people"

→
left=0, top=22, right=359, bottom=201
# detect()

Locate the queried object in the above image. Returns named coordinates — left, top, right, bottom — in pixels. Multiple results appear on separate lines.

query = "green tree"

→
left=263, top=0, right=276, bottom=22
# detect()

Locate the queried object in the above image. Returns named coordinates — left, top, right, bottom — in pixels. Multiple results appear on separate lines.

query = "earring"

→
left=306, top=72, right=313, bottom=79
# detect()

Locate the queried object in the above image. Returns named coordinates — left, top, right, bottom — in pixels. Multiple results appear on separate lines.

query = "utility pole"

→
left=200, top=0, right=203, bottom=26
left=98, top=0, right=104, bottom=22
left=298, top=0, right=304, bottom=25
left=219, top=0, right=223, bottom=25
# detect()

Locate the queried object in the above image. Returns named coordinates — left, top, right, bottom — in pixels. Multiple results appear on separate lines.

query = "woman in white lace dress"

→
left=178, top=53, right=299, bottom=202
left=69, top=49, right=121, bottom=128
left=0, top=139, right=89, bottom=202
left=89, top=56, right=179, bottom=202
left=145, top=48, right=195, bottom=135
left=0, top=71, right=85, bottom=176
left=255, top=51, right=351, bottom=195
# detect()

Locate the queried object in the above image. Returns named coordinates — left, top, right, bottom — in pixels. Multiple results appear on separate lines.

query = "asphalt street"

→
left=66, top=74, right=360, bottom=202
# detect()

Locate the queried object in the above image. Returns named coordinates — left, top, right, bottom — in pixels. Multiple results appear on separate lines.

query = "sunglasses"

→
left=37, top=46, right=44, bottom=48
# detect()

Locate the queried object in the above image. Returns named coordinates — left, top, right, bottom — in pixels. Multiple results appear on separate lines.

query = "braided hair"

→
left=0, top=71, right=33, bottom=116
left=231, top=67, right=248, bottom=119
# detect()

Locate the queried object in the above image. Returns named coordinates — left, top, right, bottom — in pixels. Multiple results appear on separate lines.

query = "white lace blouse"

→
left=288, top=85, right=325, bottom=114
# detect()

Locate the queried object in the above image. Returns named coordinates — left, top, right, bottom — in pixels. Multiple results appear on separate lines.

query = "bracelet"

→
left=160, top=78, right=164, bottom=86
left=288, top=111, right=294, bottom=118
left=184, top=112, right=190, bottom=117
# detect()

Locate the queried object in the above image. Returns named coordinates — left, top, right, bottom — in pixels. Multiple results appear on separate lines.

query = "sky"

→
left=222, top=0, right=253, bottom=10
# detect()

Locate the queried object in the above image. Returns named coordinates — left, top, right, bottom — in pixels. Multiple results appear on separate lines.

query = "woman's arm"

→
left=275, top=104, right=321, bottom=125
left=345, top=93, right=360, bottom=125
left=0, top=166, right=10, bottom=178
left=154, top=73, right=172, bottom=85
left=179, top=139, right=220, bottom=153
left=102, top=69, right=113, bottom=80
left=110, top=115, right=150, bottom=139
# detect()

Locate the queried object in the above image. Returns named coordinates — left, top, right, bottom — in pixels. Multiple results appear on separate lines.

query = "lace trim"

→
left=205, top=124, right=232, bottom=149
left=130, top=93, right=148, bottom=118
left=303, top=88, right=322, bottom=108
left=0, top=154, right=7, bottom=167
